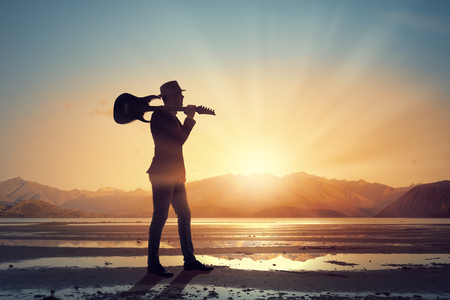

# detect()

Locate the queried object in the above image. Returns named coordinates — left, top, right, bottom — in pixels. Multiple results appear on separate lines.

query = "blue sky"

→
left=1, top=0, right=449, bottom=191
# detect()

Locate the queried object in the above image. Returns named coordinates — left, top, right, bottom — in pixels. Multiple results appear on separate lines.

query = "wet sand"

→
left=1, top=221, right=450, bottom=299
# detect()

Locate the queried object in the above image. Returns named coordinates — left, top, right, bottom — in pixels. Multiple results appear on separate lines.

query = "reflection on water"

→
left=2, top=217, right=450, bottom=226
left=2, top=253, right=449, bottom=272
left=0, top=238, right=414, bottom=249
left=200, top=253, right=450, bottom=271
left=0, top=239, right=173, bottom=248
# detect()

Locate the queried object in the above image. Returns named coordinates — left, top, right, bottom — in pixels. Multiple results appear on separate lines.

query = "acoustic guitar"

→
left=113, top=93, right=216, bottom=124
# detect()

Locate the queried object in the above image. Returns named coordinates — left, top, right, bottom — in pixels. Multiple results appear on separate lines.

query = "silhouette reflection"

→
left=117, top=274, right=163, bottom=300
left=118, top=270, right=211, bottom=300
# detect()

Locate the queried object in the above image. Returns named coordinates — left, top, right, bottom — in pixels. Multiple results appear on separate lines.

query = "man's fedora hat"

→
left=159, top=81, right=186, bottom=97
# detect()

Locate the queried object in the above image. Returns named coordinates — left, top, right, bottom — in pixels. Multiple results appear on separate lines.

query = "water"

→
left=3, top=217, right=449, bottom=248
left=2, top=253, right=449, bottom=272
left=1, top=217, right=450, bottom=271
left=2, top=253, right=449, bottom=299
left=1, top=217, right=450, bottom=225
left=2, top=218, right=450, bottom=269
left=1, top=218, right=450, bottom=299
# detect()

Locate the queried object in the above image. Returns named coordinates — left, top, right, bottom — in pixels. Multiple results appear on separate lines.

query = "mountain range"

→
left=0, top=199, right=105, bottom=218
left=0, top=173, right=448, bottom=218
left=375, top=180, right=450, bottom=218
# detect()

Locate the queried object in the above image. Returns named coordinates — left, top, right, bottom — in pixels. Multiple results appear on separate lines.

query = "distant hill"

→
left=185, top=172, right=391, bottom=217
left=0, top=193, right=10, bottom=204
left=0, top=177, right=151, bottom=216
left=375, top=181, right=450, bottom=218
left=61, top=187, right=151, bottom=214
left=0, top=200, right=106, bottom=218
left=0, top=177, right=83, bottom=206
left=0, top=173, right=431, bottom=218
left=330, top=179, right=414, bottom=215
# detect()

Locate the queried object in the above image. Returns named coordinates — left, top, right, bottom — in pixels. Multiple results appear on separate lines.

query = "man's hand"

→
left=184, top=105, right=196, bottom=119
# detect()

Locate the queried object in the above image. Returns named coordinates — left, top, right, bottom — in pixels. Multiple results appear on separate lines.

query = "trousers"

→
left=147, top=175, right=196, bottom=266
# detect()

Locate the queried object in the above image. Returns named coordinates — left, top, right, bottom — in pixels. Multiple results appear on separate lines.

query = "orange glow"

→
left=1, top=1, right=449, bottom=194
left=2, top=65, right=449, bottom=191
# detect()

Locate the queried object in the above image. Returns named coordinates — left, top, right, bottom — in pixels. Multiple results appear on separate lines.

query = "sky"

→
left=1, top=0, right=450, bottom=192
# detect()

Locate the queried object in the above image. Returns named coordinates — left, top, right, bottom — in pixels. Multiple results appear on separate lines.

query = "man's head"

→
left=159, top=81, right=185, bottom=107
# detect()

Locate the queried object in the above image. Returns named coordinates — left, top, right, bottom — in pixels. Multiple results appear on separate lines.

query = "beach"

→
left=1, top=219, right=450, bottom=299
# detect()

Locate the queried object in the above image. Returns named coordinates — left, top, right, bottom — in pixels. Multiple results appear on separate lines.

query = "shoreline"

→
left=2, top=244, right=450, bottom=264
left=1, top=221, right=450, bottom=299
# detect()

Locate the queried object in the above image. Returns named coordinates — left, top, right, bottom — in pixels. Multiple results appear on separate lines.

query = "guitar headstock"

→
left=196, top=105, right=216, bottom=116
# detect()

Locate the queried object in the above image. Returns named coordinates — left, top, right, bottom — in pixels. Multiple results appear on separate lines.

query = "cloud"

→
left=411, top=158, right=430, bottom=165
left=89, top=108, right=113, bottom=116
left=385, top=11, right=450, bottom=34
left=88, top=100, right=112, bottom=116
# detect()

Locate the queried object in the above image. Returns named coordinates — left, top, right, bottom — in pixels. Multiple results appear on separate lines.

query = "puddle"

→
left=193, top=253, right=450, bottom=271
left=1, top=253, right=449, bottom=300
left=2, top=253, right=449, bottom=272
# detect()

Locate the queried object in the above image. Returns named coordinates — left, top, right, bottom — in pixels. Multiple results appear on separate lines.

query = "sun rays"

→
left=1, top=1, right=449, bottom=190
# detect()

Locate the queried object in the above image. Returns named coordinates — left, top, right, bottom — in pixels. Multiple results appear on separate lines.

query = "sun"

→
left=234, top=146, right=284, bottom=176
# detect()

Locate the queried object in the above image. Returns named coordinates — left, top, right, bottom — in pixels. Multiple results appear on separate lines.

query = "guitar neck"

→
left=143, top=105, right=215, bottom=115
left=144, top=106, right=187, bottom=112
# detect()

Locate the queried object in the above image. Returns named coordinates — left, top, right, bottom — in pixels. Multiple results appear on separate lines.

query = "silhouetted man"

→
left=146, top=81, right=213, bottom=277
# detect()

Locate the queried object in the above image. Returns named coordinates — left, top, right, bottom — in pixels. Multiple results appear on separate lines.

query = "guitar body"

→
left=113, top=93, right=160, bottom=124
left=113, top=93, right=215, bottom=124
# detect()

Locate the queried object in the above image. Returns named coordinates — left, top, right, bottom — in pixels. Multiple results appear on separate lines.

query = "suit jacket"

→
left=147, top=109, right=196, bottom=179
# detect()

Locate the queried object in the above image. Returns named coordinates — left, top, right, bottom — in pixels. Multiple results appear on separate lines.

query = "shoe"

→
left=147, top=264, right=174, bottom=277
left=184, top=260, right=214, bottom=271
